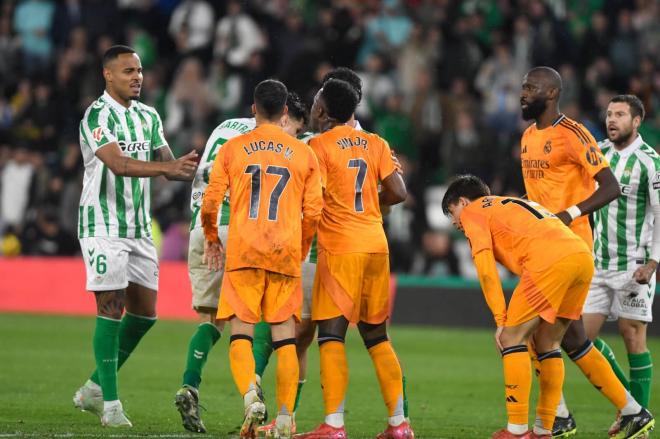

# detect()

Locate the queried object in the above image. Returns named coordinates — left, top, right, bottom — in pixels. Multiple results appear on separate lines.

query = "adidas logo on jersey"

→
left=119, top=140, right=151, bottom=153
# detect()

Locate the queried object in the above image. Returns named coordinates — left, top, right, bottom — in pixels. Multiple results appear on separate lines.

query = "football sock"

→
left=253, top=322, right=273, bottom=377
left=90, top=312, right=156, bottom=385
left=528, top=339, right=542, bottom=376
left=93, top=316, right=121, bottom=401
left=501, top=345, right=531, bottom=426
left=230, top=335, right=256, bottom=396
left=629, top=351, right=653, bottom=408
left=274, top=339, right=298, bottom=415
left=318, top=334, right=348, bottom=417
left=571, top=340, right=628, bottom=409
left=293, top=380, right=306, bottom=412
left=595, top=337, right=630, bottom=389
left=556, top=393, right=570, bottom=418
left=182, top=322, right=221, bottom=389
left=536, top=350, right=564, bottom=431
left=366, top=338, right=404, bottom=418
left=403, top=374, right=410, bottom=419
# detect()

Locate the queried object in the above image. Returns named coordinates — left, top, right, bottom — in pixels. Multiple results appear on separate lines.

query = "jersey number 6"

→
left=245, top=164, right=291, bottom=221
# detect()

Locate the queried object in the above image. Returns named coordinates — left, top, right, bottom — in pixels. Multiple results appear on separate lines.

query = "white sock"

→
left=103, top=400, right=121, bottom=411
left=533, top=425, right=551, bottom=435
left=388, top=415, right=405, bottom=426
left=507, top=423, right=528, bottom=435
left=243, top=389, right=259, bottom=407
left=256, top=375, right=262, bottom=386
left=555, top=393, right=569, bottom=418
left=325, top=412, right=344, bottom=428
left=621, top=392, right=642, bottom=416
left=276, top=414, right=292, bottom=429
left=85, top=379, right=101, bottom=392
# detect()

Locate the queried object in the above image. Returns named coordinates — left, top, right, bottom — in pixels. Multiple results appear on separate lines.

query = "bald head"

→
left=526, top=66, right=562, bottom=94
left=520, top=66, right=563, bottom=121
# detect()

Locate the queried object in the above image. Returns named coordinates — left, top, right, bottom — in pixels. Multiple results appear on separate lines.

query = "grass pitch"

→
left=0, top=313, right=657, bottom=438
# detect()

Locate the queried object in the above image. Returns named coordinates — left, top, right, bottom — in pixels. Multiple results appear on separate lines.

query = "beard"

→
left=608, top=125, right=634, bottom=145
left=521, top=98, right=547, bottom=121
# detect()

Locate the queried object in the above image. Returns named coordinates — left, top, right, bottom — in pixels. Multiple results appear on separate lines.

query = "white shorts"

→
left=583, top=267, right=655, bottom=322
left=301, top=261, right=315, bottom=319
left=79, top=237, right=159, bottom=291
left=188, top=226, right=228, bottom=309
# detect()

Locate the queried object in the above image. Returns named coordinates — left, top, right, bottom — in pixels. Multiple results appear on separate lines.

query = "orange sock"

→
left=571, top=341, right=628, bottom=409
left=536, top=350, right=564, bottom=431
left=229, top=335, right=256, bottom=396
left=275, top=339, right=299, bottom=415
left=319, top=339, right=348, bottom=415
left=501, top=345, right=532, bottom=425
left=367, top=339, right=404, bottom=416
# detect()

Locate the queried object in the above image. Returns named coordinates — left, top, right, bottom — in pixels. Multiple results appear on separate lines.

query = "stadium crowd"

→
left=0, top=0, right=658, bottom=277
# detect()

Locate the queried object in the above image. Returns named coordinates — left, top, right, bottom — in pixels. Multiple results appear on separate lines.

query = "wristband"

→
left=566, top=205, right=582, bottom=221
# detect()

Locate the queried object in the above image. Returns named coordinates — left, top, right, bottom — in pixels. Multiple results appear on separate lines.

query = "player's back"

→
left=219, top=123, right=321, bottom=276
left=461, top=196, right=591, bottom=274
left=309, top=125, right=397, bottom=254
left=521, top=115, right=608, bottom=245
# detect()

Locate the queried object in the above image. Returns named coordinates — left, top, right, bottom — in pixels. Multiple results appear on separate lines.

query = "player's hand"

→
left=391, top=150, right=403, bottom=175
left=494, top=326, right=504, bottom=352
left=633, top=260, right=658, bottom=284
left=164, top=150, right=198, bottom=180
left=555, top=210, right=572, bottom=226
left=203, top=239, right=225, bottom=271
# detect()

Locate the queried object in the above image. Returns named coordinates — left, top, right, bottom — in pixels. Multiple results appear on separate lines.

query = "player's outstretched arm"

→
left=555, top=167, right=620, bottom=225
left=153, top=146, right=198, bottom=181
left=95, top=142, right=198, bottom=179
left=379, top=170, right=407, bottom=206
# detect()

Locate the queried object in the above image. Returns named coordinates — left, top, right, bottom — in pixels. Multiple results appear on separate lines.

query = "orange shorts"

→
left=571, top=220, right=593, bottom=250
left=217, top=268, right=302, bottom=324
left=506, top=252, right=594, bottom=327
left=312, top=250, right=390, bottom=324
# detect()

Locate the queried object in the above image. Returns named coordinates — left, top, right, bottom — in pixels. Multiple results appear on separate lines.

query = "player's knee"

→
left=296, top=322, right=316, bottom=350
left=499, top=327, right=528, bottom=348
left=619, top=322, right=647, bottom=353
left=317, top=331, right=345, bottom=346
left=195, top=308, right=218, bottom=324
left=560, top=325, right=588, bottom=354
left=357, top=320, right=387, bottom=342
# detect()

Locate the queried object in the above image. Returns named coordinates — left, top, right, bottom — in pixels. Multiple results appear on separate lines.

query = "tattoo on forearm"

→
left=95, top=290, right=126, bottom=319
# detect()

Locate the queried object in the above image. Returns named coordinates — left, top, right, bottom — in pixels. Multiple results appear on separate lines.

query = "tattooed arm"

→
left=153, top=146, right=198, bottom=181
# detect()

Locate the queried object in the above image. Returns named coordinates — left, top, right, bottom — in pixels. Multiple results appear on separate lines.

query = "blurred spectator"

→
left=356, top=53, right=395, bottom=124
left=398, top=23, right=441, bottom=98
left=20, top=206, right=77, bottom=255
left=1, top=148, right=34, bottom=231
left=208, top=59, right=243, bottom=120
left=609, top=9, right=640, bottom=87
left=51, top=0, right=83, bottom=51
left=214, top=0, right=265, bottom=69
left=168, top=0, right=214, bottom=57
left=357, top=0, right=412, bottom=65
left=371, top=92, right=415, bottom=161
left=441, top=110, right=490, bottom=181
left=165, top=57, right=211, bottom=141
left=13, top=0, right=56, bottom=76
left=0, top=12, right=21, bottom=87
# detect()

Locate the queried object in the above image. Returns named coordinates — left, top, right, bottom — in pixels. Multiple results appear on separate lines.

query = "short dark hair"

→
left=320, top=79, right=359, bottom=123
left=610, top=94, right=645, bottom=121
left=103, top=45, right=137, bottom=67
left=254, top=79, right=288, bottom=120
left=286, top=91, right=308, bottom=126
left=322, top=67, right=363, bottom=102
left=441, top=175, right=491, bottom=215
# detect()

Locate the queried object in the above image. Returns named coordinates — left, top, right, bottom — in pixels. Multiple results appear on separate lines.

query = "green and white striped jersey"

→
left=189, top=117, right=256, bottom=231
left=593, top=135, right=660, bottom=270
left=78, top=91, right=168, bottom=239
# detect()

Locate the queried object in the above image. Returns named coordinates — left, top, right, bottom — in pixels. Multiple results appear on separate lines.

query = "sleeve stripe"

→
left=559, top=120, right=591, bottom=146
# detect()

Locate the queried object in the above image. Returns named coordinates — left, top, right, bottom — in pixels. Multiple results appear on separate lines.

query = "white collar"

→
left=102, top=90, right=137, bottom=113
left=614, top=134, right=644, bottom=157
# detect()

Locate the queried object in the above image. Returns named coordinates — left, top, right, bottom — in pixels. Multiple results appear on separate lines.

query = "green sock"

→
left=90, top=312, right=157, bottom=385
left=629, top=351, right=653, bottom=408
left=93, top=316, right=121, bottom=401
left=182, top=322, right=221, bottom=388
left=293, top=380, right=305, bottom=412
left=403, top=374, right=409, bottom=418
left=594, top=338, right=630, bottom=389
left=253, top=322, right=273, bottom=377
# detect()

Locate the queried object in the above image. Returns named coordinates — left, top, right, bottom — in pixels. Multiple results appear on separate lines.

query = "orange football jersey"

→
left=309, top=125, right=398, bottom=254
left=201, top=123, right=323, bottom=276
left=520, top=115, right=609, bottom=245
left=460, top=196, right=591, bottom=275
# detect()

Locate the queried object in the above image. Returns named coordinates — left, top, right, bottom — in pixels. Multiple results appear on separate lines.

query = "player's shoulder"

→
left=134, top=101, right=160, bottom=117
left=598, top=139, right=613, bottom=154
left=212, top=117, right=256, bottom=137
left=82, top=96, right=110, bottom=120
left=554, top=115, right=595, bottom=145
